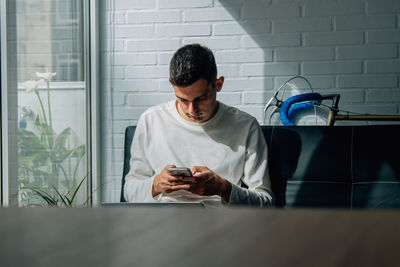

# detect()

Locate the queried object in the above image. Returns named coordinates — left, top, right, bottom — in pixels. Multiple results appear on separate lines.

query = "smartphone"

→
left=168, top=167, right=192, bottom=177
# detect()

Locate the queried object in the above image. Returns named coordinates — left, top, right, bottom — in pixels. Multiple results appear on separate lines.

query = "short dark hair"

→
left=169, top=44, right=217, bottom=87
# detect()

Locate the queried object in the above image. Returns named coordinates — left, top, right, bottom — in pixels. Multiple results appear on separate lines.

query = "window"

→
left=1, top=0, right=94, bottom=207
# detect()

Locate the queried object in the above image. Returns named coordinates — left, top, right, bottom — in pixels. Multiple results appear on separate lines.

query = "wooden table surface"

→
left=1, top=207, right=399, bottom=267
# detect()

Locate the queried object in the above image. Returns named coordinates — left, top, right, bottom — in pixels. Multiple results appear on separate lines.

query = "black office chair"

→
left=120, top=126, right=136, bottom=202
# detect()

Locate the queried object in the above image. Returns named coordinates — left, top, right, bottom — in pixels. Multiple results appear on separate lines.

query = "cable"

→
left=278, top=75, right=314, bottom=101
left=314, top=101, right=364, bottom=115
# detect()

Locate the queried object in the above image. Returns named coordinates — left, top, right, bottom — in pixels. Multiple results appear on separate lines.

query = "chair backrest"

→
left=267, top=126, right=352, bottom=208
left=266, top=125, right=400, bottom=209
left=120, top=126, right=136, bottom=202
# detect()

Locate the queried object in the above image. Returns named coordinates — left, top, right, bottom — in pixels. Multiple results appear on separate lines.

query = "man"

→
left=124, top=44, right=273, bottom=207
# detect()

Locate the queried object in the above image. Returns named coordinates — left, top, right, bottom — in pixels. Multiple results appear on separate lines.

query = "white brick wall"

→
left=114, top=0, right=156, bottom=10
left=304, top=32, right=364, bottom=46
left=100, top=0, right=400, bottom=202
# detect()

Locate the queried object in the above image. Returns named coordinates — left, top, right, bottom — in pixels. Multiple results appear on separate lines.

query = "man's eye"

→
left=197, top=95, right=208, bottom=102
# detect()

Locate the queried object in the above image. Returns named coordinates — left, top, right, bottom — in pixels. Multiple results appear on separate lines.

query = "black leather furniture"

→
left=121, top=125, right=400, bottom=209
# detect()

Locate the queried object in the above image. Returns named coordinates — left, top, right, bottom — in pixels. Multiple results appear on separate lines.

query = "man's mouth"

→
left=188, top=113, right=202, bottom=120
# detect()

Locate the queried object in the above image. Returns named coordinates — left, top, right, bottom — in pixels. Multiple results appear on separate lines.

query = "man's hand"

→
left=189, top=166, right=232, bottom=203
left=152, top=165, right=196, bottom=197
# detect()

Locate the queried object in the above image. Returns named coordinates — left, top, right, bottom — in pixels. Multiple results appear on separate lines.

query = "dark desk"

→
left=1, top=207, right=399, bottom=267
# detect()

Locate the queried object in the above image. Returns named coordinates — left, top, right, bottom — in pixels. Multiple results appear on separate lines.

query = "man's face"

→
left=173, top=77, right=224, bottom=123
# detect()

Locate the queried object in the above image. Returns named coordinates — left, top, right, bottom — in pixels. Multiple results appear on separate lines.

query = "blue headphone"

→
left=280, top=93, right=322, bottom=126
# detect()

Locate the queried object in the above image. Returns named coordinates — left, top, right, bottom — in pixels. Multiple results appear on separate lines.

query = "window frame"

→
left=1, top=0, right=15, bottom=207
left=87, top=0, right=100, bottom=205
left=0, top=0, right=100, bottom=206
left=0, top=0, right=3, bottom=206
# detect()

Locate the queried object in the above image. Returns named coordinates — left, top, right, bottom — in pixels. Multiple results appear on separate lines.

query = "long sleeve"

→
left=123, top=117, right=159, bottom=203
left=228, top=184, right=273, bottom=207
left=228, top=121, right=274, bottom=207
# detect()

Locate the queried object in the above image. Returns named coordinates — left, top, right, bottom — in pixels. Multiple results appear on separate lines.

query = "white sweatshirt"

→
left=124, top=100, right=273, bottom=207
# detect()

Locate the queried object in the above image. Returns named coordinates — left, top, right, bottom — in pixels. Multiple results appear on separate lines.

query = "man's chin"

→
left=191, top=117, right=203, bottom=122
left=187, top=114, right=204, bottom=122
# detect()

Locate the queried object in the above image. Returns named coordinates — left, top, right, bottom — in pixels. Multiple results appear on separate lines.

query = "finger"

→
left=169, top=181, right=190, bottom=186
left=171, top=184, right=191, bottom=191
left=192, top=166, right=208, bottom=175
left=167, top=179, right=197, bottom=187
left=161, top=179, right=182, bottom=187
left=159, top=165, right=177, bottom=180
left=190, top=171, right=211, bottom=180
left=165, top=184, right=191, bottom=193
left=163, top=164, right=176, bottom=174
left=166, top=175, right=185, bottom=183
left=161, top=169, right=183, bottom=182
left=180, top=177, right=197, bottom=183
left=162, top=176, right=195, bottom=185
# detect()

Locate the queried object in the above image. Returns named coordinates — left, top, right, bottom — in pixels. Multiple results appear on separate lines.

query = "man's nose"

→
left=188, top=101, right=197, bottom=112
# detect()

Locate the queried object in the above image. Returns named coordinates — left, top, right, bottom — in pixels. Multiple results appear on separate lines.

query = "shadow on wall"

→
left=218, top=0, right=303, bottom=123
left=219, top=0, right=400, bottom=124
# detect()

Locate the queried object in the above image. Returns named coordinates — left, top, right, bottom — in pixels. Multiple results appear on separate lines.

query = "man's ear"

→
left=216, top=76, right=224, bottom=92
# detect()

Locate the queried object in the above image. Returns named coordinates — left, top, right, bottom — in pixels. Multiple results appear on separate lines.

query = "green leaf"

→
left=72, top=144, right=86, bottom=159
left=83, top=175, right=111, bottom=206
left=64, top=195, right=73, bottom=206
left=18, top=128, right=47, bottom=155
left=36, top=157, right=53, bottom=174
left=54, top=128, right=71, bottom=149
left=18, top=155, right=34, bottom=168
left=34, top=118, right=54, bottom=148
left=52, top=185, right=69, bottom=207
left=70, top=174, right=87, bottom=205
left=29, top=187, right=58, bottom=206
left=31, top=151, right=51, bottom=166
left=51, top=147, right=73, bottom=164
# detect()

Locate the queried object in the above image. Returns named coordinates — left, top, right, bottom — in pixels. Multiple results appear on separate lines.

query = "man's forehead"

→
left=173, top=79, right=212, bottom=100
left=175, top=90, right=210, bottom=101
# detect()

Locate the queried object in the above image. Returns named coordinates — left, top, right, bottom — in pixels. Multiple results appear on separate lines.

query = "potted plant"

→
left=18, top=70, right=87, bottom=207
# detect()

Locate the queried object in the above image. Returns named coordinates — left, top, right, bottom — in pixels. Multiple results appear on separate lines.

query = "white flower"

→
left=23, top=78, right=42, bottom=93
left=36, top=69, right=56, bottom=82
